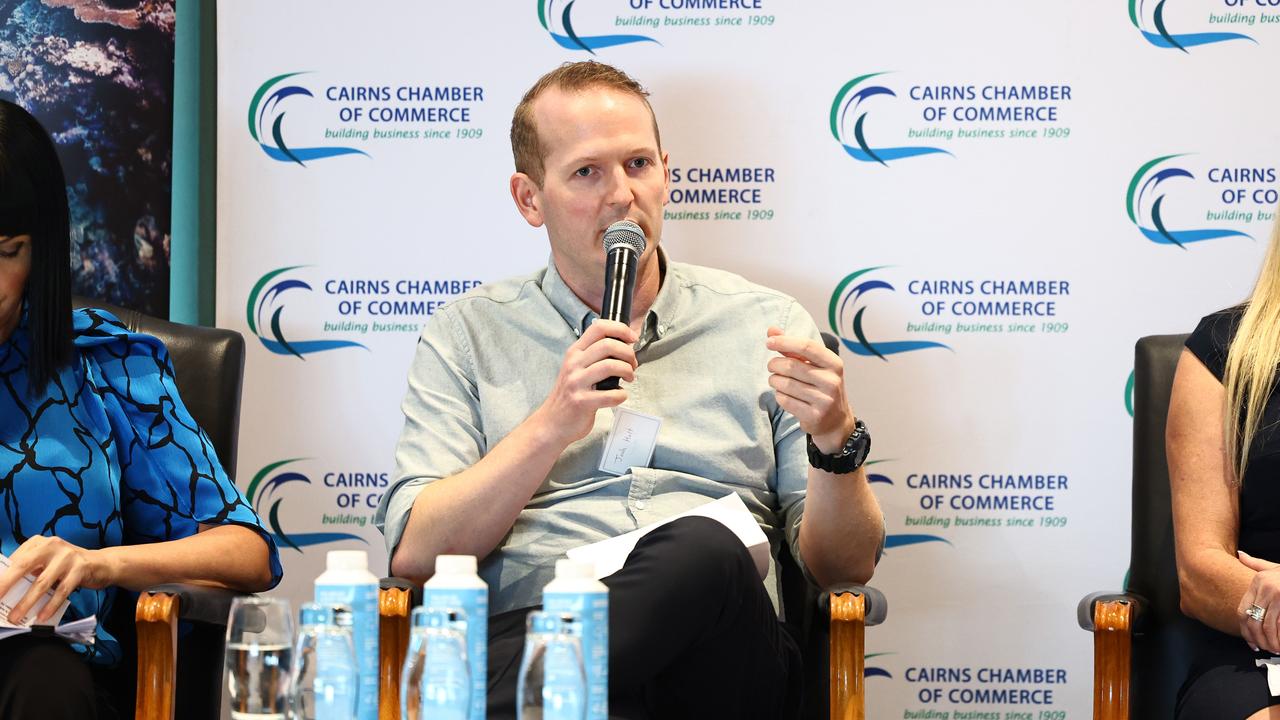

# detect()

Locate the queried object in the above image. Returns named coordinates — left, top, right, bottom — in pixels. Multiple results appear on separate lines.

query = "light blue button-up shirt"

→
left=376, top=251, right=822, bottom=616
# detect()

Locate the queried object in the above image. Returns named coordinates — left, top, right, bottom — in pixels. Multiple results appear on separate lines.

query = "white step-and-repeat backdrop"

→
left=217, top=2, right=1276, bottom=716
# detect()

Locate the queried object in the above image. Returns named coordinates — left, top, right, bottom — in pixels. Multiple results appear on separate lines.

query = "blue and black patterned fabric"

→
left=0, top=307, right=281, bottom=664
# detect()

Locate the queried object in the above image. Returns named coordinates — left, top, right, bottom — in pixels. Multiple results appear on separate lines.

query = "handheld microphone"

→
left=595, top=219, right=647, bottom=391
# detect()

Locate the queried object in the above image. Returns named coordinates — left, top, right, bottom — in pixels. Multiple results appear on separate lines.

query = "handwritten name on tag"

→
left=599, top=408, right=661, bottom=476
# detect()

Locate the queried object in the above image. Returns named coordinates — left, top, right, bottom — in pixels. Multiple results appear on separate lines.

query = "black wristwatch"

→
left=807, top=419, right=871, bottom=474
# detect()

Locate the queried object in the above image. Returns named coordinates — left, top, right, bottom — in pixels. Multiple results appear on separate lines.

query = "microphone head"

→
left=603, top=220, right=646, bottom=256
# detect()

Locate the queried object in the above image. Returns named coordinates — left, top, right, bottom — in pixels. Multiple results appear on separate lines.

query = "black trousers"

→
left=0, top=635, right=119, bottom=720
left=486, top=516, right=804, bottom=720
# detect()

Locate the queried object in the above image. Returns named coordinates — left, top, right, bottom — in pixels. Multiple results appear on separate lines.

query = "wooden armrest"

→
left=379, top=578, right=416, bottom=720
left=830, top=590, right=867, bottom=720
left=1091, top=597, right=1134, bottom=720
left=133, top=584, right=250, bottom=720
left=136, top=590, right=180, bottom=720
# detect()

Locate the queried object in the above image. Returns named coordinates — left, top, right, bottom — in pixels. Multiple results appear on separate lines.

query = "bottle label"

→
left=423, top=586, right=488, bottom=720
left=315, top=583, right=379, bottom=720
left=545, top=591, right=608, bottom=720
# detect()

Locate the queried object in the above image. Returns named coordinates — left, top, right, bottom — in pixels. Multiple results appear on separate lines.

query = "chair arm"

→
left=821, top=584, right=888, bottom=627
left=1078, top=591, right=1141, bottom=720
left=1077, top=591, right=1146, bottom=633
left=379, top=577, right=418, bottom=720
left=145, top=583, right=248, bottom=626
left=820, top=585, right=886, bottom=720
left=134, top=584, right=250, bottom=720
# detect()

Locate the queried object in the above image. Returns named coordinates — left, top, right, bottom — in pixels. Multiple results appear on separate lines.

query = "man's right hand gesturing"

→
left=531, top=319, right=638, bottom=446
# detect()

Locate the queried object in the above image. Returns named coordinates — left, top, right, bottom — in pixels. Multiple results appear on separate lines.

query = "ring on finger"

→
left=1248, top=603, right=1267, bottom=622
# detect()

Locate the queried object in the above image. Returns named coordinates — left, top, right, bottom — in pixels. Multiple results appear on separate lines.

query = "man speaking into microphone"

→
left=376, top=61, right=884, bottom=719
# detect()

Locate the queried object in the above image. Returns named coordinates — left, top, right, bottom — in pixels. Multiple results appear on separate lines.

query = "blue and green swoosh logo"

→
left=829, top=266, right=951, bottom=360
left=830, top=73, right=951, bottom=166
left=245, top=459, right=367, bottom=552
left=538, top=0, right=659, bottom=53
left=1129, top=0, right=1254, bottom=51
left=1127, top=155, right=1252, bottom=248
left=249, top=72, right=368, bottom=165
left=247, top=266, right=367, bottom=358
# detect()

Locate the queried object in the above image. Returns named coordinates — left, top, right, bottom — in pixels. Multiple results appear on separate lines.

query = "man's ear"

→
left=661, top=150, right=671, bottom=206
left=510, top=172, right=544, bottom=228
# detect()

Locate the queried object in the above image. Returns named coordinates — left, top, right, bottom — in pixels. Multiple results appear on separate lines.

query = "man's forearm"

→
left=390, top=408, right=570, bottom=582
left=798, top=466, right=884, bottom=588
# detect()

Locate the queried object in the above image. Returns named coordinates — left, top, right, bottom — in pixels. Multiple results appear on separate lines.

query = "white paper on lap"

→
left=567, top=493, right=770, bottom=580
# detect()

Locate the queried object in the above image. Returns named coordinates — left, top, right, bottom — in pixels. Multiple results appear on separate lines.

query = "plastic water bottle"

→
left=292, top=603, right=357, bottom=720
left=314, top=551, right=379, bottom=720
left=517, top=611, right=586, bottom=720
left=401, top=607, right=471, bottom=720
left=542, top=559, right=607, bottom=720
left=423, top=555, right=488, bottom=720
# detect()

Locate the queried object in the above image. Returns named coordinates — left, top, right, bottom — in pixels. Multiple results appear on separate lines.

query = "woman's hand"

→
left=1238, top=550, right=1280, bottom=652
left=0, top=536, right=116, bottom=625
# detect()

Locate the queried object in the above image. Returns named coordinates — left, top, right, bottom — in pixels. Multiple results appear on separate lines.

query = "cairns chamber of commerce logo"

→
left=828, top=267, right=952, bottom=361
left=1127, top=155, right=1253, bottom=248
left=249, top=72, right=368, bottom=166
left=865, top=653, right=893, bottom=680
left=538, top=0, right=659, bottom=52
left=866, top=461, right=953, bottom=551
left=1130, top=0, right=1256, bottom=50
left=1125, top=370, right=1135, bottom=417
left=247, top=266, right=368, bottom=359
left=245, top=459, right=367, bottom=552
left=830, top=73, right=950, bottom=166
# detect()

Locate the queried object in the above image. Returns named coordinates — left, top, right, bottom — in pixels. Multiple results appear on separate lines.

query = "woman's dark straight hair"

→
left=0, top=99, right=72, bottom=389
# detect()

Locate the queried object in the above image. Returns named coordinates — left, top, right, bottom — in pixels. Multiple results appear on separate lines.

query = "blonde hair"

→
left=1223, top=207, right=1280, bottom=483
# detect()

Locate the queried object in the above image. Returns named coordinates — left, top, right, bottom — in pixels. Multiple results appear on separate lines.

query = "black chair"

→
left=377, top=331, right=888, bottom=720
left=1078, top=333, right=1195, bottom=720
left=72, top=297, right=248, bottom=720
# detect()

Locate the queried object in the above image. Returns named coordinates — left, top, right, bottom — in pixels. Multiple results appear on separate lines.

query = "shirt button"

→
left=635, top=500, right=647, bottom=510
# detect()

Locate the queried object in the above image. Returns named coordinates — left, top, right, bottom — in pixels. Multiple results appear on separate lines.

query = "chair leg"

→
left=829, top=591, right=866, bottom=720
left=1092, top=599, right=1133, bottom=720
left=379, top=585, right=413, bottom=720
left=135, top=591, right=180, bottom=720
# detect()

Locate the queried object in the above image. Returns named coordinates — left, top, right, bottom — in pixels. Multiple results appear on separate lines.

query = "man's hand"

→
left=1238, top=550, right=1280, bottom=653
left=533, top=319, right=638, bottom=447
left=0, top=535, right=116, bottom=625
left=766, top=326, right=857, bottom=454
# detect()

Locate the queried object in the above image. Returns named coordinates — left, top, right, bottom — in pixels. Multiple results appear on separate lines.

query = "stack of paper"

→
left=0, top=552, right=96, bottom=644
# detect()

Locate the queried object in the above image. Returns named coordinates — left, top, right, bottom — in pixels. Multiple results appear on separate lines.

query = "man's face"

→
left=516, top=86, right=669, bottom=282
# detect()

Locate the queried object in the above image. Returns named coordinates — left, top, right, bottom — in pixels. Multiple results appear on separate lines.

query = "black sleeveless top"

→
left=1177, top=308, right=1280, bottom=717
left=1186, top=308, right=1280, bottom=560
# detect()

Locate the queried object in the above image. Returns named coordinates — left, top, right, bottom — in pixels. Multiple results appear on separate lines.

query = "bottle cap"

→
left=554, top=558, right=595, bottom=580
left=325, top=550, right=369, bottom=572
left=435, top=554, right=477, bottom=575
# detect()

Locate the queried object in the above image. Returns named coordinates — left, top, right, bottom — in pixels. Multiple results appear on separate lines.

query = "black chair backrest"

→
left=71, top=297, right=245, bottom=720
left=71, top=297, right=246, bottom=477
left=1127, top=333, right=1199, bottom=719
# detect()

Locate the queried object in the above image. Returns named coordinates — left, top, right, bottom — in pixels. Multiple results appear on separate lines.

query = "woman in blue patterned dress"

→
left=0, top=101, right=281, bottom=718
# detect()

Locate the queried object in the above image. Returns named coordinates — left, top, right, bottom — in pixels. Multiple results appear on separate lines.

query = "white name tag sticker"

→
left=598, top=408, right=661, bottom=476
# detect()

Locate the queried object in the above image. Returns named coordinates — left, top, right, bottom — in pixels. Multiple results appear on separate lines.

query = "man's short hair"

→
left=510, top=61, right=662, bottom=187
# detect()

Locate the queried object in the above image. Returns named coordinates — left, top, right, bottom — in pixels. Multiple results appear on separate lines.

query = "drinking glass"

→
left=291, top=603, right=357, bottom=720
left=225, top=596, right=294, bottom=720
left=517, top=611, right=586, bottom=720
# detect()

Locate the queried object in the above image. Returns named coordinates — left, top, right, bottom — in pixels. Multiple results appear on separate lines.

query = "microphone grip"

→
left=595, top=247, right=636, bottom=391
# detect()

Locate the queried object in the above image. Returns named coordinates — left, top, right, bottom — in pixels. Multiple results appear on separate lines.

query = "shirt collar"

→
left=540, top=247, right=681, bottom=342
